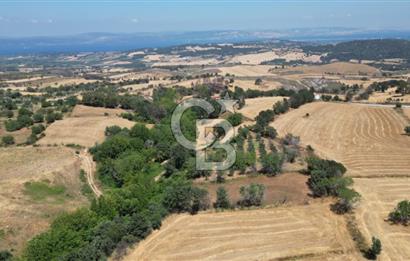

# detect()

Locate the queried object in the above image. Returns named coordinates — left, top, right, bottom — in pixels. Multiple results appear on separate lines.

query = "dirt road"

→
left=78, top=149, right=102, bottom=197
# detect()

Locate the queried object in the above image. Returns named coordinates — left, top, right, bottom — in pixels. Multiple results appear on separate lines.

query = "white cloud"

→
left=47, top=19, right=53, bottom=23
left=347, top=13, right=352, bottom=17
left=30, top=19, right=39, bottom=24
left=131, top=18, right=139, bottom=23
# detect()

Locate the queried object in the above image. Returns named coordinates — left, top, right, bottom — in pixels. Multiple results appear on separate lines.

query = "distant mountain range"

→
left=1, top=28, right=410, bottom=55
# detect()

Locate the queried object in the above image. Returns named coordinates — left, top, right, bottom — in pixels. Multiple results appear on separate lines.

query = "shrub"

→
left=405, top=126, right=410, bottom=135
left=388, top=200, right=410, bottom=225
left=1, top=135, right=14, bottom=146
left=32, top=124, right=45, bottom=135
left=227, top=113, right=243, bottom=127
left=33, top=112, right=44, bottom=123
left=366, top=237, right=382, bottom=260
left=238, top=183, right=265, bottom=207
left=213, top=187, right=231, bottom=209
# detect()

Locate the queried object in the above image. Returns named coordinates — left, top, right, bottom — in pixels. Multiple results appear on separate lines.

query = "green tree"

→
left=388, top=200, right=410, bottom=225
left=214, top=187, right=231, bottom=209
left=366, top=237, right=382, bottom=260
left=238, top=183, right=265, bottom=207
left=227, top=113, right=243, bottom=127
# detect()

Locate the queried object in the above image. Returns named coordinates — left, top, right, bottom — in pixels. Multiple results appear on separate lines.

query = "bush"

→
left=261, top=153, right=283, bottom=176
left=227, top=113, right=243, bottom=127
left=388, top=200, right=410, bottom=225
left=32, top=124, right=45, bottom=135
left=213, top=187, right=231, bottom=209
left=105, top=125, right=122, bottom=137
left=0, top=250, right=12, bottom=261
left=366, top=237, right=382, bottom=260
left=238, top=183, right=265, bottom=207
left=33, top=112, right=44, bottom=123
left=405, top=126, right=410, bottom=135
left=1, top=135, right=14, bottom=146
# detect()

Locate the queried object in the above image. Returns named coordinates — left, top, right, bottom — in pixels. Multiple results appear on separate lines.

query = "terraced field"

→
left=354, top=178, right=410, bottom=261
left=124, top=204, right=357, bottom=261
left=272, top=102, right=410, bottom=177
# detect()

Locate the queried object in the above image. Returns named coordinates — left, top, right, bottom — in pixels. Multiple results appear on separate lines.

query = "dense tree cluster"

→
left=306, top=157, right=360, bottom=214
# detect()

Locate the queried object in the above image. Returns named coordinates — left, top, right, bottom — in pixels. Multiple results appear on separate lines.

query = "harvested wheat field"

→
left=70, top=105, right=127, bottom=117
left=239, top=96, right=286, bottom=120
left=279, top=62, right=381, bottom=76
left=37, top=105, right=135, bottom=147
left=272, top=102, right=410, bottom=177
left=0, top=147, right=87, bottom=253
left=403, top=108, right=410, bottom=120
left=217, top=65, right=273, bottom=77
left=354, top=178, right=410, bottom=261
left=232, top=79, right=282, bottom=91
left=124, top=203, right=357, bottom=261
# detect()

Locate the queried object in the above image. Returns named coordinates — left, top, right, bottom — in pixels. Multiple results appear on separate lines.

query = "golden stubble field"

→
left=0, top=147, right=88, bottom=253
left=37, top=105, right=135, bottom=147
left=353, top=178, right=410, bottom=260
left=124, top=203, right=358, bottom=261
left=272, top=102, right=410, bottom=178
left=239, top=96, right=286, bottom=120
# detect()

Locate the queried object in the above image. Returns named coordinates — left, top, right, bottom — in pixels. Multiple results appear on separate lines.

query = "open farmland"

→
left=272, top=102, right=410, bottom=177
left=239, top=96, right=286, bottom=120
left=354, top=178, right=410, bottom=260
left=124, top=203, right=357, bottom=261
left=0, top=147, right=87, bottom=253
left=217, top=65, right=273, bottom=77
left=37, top=105, right=135, bottom=147
left=277, top=62, right=381, bottom=76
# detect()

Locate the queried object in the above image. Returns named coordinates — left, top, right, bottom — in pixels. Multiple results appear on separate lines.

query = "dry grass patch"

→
left=0, top=147, right=88, bottom=253
left=239, top=96, right=286, bottom=120
left=232, top=79, right=282, bottom=91
left=217, top=65, right=273, bottom=77
left=123, top=203, right=356, bottom=261
left=354, top=178, right=410, bottom=260
left=278, top=62, right=381, bottom=76
left=70, top=105, right=127, bottom=118
left=272, top=102, right=410, bottom=177
left=37, top=105, right=135, bottom=147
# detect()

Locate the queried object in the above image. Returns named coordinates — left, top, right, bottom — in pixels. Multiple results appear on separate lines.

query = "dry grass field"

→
left=272, top=102, right=410, bottom=177
left=217, top=65, right=273, bottom=77
left=367, top=88, right=410, bottom=103
left=354, top=178, right=410, bottom=261
left=232, top=79, right=282, bottom=91
left=37, top=105, right=135, bottom=147
left=227, top=50, right=321, bottom=65
left=239, top=96, right=286, bottom=120
left=278, top=62, right=381, bottom=76
left=123, top=203, right=357, bottom=261
left=0, top=147, right=87, bottom=253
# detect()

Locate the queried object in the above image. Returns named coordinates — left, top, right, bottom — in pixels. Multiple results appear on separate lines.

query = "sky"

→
left=0, top=0, right=409, bottom=37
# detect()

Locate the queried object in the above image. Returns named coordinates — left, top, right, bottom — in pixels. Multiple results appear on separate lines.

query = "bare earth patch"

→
left=0, top=147, right=88, bottom=253
left=123, top=203, right=356, bottom=261
left=272, top=102, right=410, bottom=177
left=197, top=173, right=310, bottom=206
